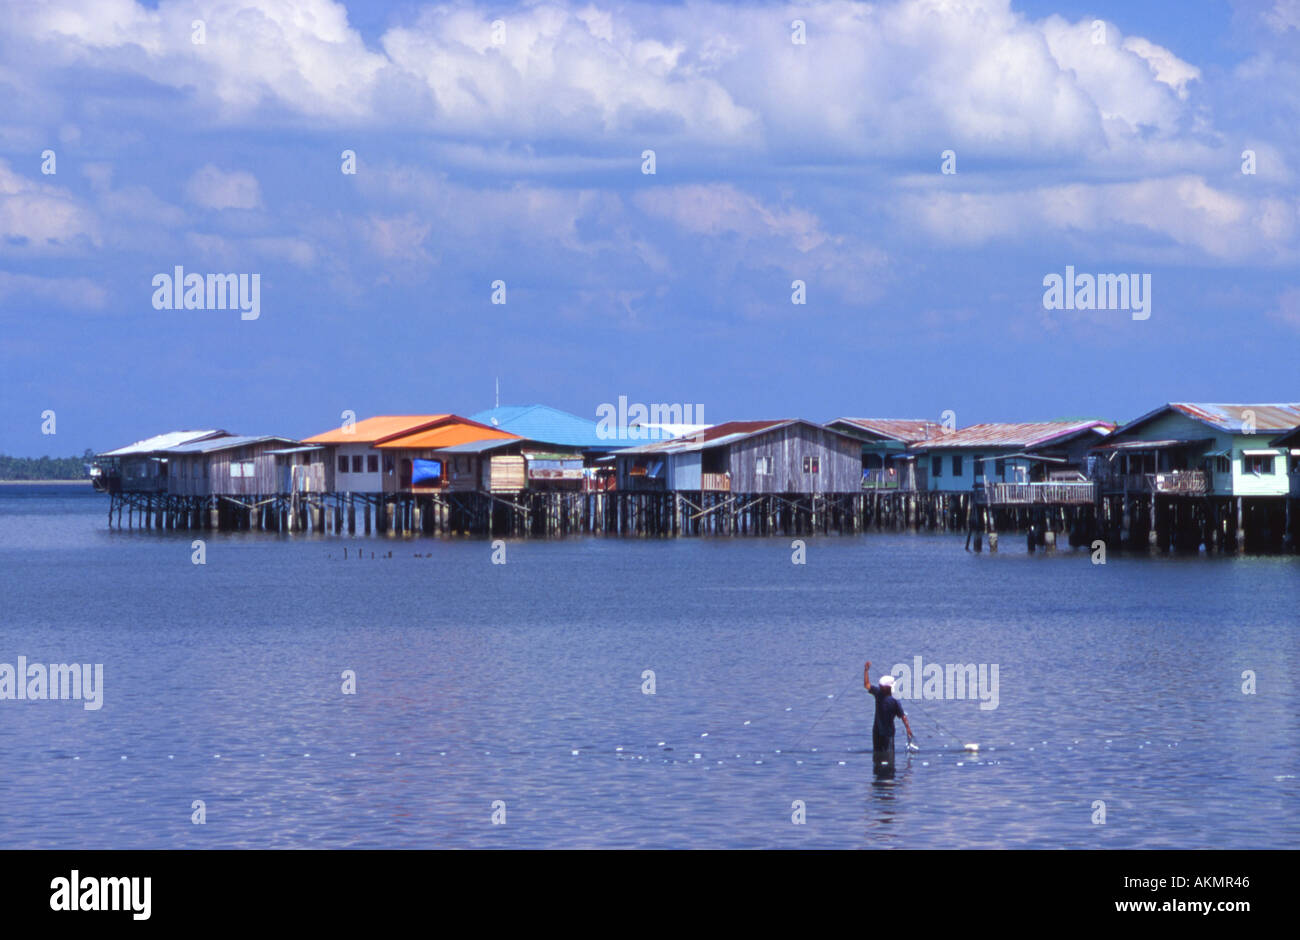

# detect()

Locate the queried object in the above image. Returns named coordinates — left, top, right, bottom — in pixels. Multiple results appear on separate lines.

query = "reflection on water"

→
left=0, top=486, right=1297, bottom=848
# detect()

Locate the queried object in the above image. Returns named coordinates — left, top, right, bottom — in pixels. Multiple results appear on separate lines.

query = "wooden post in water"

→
left=1236, top=497, right=1245, bottom=552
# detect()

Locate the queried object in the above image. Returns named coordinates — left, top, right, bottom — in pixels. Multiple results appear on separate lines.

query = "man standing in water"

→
left=864, top=661, right=913, bottom=756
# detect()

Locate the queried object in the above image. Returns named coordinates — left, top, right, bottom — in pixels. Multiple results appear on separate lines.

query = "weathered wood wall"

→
left=727, top=423, right=861, bottom=494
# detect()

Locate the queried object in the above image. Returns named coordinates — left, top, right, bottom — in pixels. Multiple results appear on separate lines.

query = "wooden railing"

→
left=1146, top=470, right=1210, bottom=495
left=701, top=472, right=730, bottom=492
left=862, top=468, right=923, bottom=492
left=1098, top=470, right=1212, bottom=495
left=862, top=469, right=900, bottom=490
left=983, top=481, right=1097, bottom=504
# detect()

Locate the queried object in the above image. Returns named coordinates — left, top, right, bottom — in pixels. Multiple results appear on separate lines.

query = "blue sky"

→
left=1, top=0, right=1298, bottom=455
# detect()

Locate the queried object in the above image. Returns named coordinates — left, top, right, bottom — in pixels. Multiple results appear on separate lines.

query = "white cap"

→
left=879, top=675, right=894, bottom=687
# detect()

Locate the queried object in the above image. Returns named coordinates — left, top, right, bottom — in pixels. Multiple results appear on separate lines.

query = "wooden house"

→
left=909, top=421, right=1113, bottom=498
left=93, top=430, right=230, bottom=493
left=616, top=420, right=862, bottom=495
left=471, top=404, right=620, bottom=455
left=303, top=415, right=459, bottom=494
left=1271, top=426, right=1300, bottom=498
left=471, top=404, right=638, bottom=492
left=374, top=418, right=522, bottom=494
left=825, top=418, right=945, bottom=492
left=1094, top=403, right=1300, bottom=497
left=163, top=435, right=311, bottom=497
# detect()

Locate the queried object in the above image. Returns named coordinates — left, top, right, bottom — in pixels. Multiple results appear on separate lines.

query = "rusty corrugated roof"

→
left=909, top=420, right=1113, bottom=451
left=1166, top=403, right=1300, bottom=433
left=832, top=418, right=947, bottom=443
left=304, top=415, right=451, bottom=444
left=617, top=419, right=861, bottom=455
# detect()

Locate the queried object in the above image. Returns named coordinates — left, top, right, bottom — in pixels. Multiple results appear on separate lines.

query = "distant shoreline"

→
left=0, top=479, right=90, bottom=485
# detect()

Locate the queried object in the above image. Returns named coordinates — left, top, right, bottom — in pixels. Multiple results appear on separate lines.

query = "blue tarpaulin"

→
left=412, top=459, right=442, bottom=483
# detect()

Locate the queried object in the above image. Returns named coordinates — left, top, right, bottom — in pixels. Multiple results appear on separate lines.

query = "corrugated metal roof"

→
left=470, top=404, right=619, bottom=450
left=1093, top=438, right=1212, bottom=452
left=909, top=420, right=1113, bottom=451
left=1166, top=402, right=1300, bottom=433
left=304, top=415, right=451, bottom=444
left=164, top=435, right=302, bottom=454
left=832, top=418, right=947, bottom=443
left=264, top=446, right=325, bottom=455
left=97, top=430, right=229, bottom=457
left=616, top=420, right=784, bottom=455
left=434, top=437, right=526, bottom=454
left=614, top=419, right=855, bottom=456
left=376, top=421, right=519, bottom=450
left=627, top=422, right=713, bottom=439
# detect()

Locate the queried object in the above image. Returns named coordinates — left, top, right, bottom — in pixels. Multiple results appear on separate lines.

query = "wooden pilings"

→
left=97, top=488, right=1300, bottom=551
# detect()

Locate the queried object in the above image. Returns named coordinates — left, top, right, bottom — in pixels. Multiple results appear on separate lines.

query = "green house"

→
left=1094, top=403, right=1300, bottom=497
left=825, top=418, right=946, bottom=492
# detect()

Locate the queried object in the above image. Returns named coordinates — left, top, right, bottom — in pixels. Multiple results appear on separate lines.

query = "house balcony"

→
left=1097, top=469, right=1212, bottom=496
left=862, top=469, right=900, bottom=490
left=982, top=481, right=1097, bottom=505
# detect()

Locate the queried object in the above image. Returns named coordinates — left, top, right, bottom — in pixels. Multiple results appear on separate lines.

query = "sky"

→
left=1, top=0, right=1298, bottom=456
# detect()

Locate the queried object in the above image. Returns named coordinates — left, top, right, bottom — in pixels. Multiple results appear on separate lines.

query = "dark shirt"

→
left=867, top=685, right=905, bottom=740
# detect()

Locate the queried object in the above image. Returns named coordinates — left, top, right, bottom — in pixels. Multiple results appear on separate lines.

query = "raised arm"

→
left=864, top=660, right=872, bottom=690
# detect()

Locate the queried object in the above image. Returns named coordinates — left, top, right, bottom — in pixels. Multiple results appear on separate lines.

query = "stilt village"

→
left=89, top=402, right=1300, bottom=553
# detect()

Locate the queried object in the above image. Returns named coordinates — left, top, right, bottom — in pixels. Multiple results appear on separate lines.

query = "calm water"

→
left=0, top=484, right=1295, bottom=848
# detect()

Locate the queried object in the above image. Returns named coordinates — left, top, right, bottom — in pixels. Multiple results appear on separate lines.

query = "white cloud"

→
left=0, top=270, right=107, bottom=309
left=1267, top=286, right=1300, bottom=329
left=1121, top=36, right=1201, bottom=100
left=634, top=184, right=827, bottom=252
left=185, top=164, right=262, bottom=210
left=0, top=0, right=1216, bottom=169
left=0, top=160, right=99, bottom=251
left=362, top=214, right=434, bottom=265
left=898, top=174, right=1296, bottom=262
left=1262, top=0, right=1300, bottom=32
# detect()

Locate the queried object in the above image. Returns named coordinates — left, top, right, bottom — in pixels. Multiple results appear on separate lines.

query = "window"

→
left=932, top=456, right=942, bottom=477
left=384, top=456, right=394, bottom=474
left=352, top=455, right=364, bottom=473
left=995, top=458, right=1006, bottom=476
left=1243, top=455, right=1274, bottom=475
left=367, top=454, right=379, bottom=473
left=338, top=456, right=349, bottom=474
left=1214, top=456, right=1231, bottom=474
left=974, top=454, right=984, bottom=479
left=802, top=456, right=820, bottom=474
left=756, top=456, right=773, bottom=475
left=229, top=460, right=254, bottom=478
left=952, top=455, right=963, bottom=477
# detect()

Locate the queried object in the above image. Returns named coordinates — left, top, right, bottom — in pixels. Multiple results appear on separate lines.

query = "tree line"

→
left=0, top=450, right=94, bottom=480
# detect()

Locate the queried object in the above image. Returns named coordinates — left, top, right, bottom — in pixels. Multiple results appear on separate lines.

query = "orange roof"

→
left=377, top=421, right=520, bottom=450
left=304, top=415, right=451, bottom=444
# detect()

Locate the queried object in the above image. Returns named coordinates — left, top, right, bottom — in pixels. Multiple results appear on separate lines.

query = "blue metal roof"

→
left=469, top=404, right=617, bottom=451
